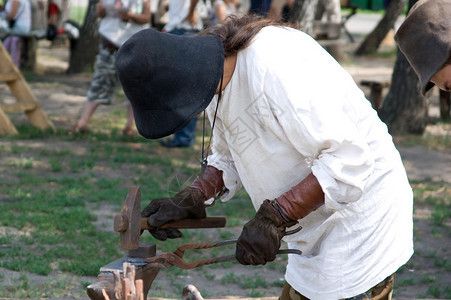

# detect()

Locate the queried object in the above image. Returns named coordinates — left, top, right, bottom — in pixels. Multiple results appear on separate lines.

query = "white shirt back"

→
left=206, top=26, right=413, bottom=299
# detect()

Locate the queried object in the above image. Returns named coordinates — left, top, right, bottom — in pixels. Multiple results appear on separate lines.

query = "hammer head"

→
left=114, top=186, right=142, bottom=250
left=114, top=186, right=228, bottom=250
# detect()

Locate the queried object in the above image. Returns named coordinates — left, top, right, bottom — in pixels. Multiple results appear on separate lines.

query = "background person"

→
left=249, top=0, right=271, bottom=16
left=315, top=0, right=341, bottom=24
left=46, top=0, right=71, bottom=41
left=1, top=0, right=31, bottom=67
left=162, top=0, right=205, bottom=34
left=116, top=15, right=413, bottom=299
left=395, top=0, right=451, bottom=95
left=158, top=0, right=207, bottom=148
left=280, top=0, right=294, bottom=23
left=210, top=0, right=237, bottom=25
left=70, top=0, right=150, bottom=136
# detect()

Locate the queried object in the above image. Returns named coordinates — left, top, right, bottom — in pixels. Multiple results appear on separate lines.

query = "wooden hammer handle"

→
left=141, top=217, right=226, bottom=231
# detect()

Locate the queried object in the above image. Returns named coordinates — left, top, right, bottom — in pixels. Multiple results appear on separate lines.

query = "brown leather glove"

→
left=191, top=165, right=225, bottom=201
left=236, top=173, right=324, bottom=265
left=141, top=166, right=225, bottom=240
left=236, top=200, right=297, bottom=265
left=276, top=173, right=325, bottom=220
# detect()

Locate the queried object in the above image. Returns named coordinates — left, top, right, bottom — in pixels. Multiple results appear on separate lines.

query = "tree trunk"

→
left=378, top=50, right=428, bottom=135
left=378, top=0, right=428, bottom=135
left=67, top=0, right=100, bottom=74
left=289, top=0, right=320, bottom=36
left=355, top=0, right=407, bottom=56
left=439, top=90, right=450, bottom=122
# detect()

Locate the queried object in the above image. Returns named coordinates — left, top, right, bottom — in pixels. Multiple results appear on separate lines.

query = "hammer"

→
left=114, top=186, right=227, bottom=249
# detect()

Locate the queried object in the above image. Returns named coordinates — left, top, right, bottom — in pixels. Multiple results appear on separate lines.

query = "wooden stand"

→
left=361, top=80, right=391, bottom=111
left=0, top=40, right=55, bottom=135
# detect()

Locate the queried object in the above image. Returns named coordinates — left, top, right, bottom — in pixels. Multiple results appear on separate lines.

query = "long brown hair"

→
left=201, top=14, right=294, bottom=57
left=446, top=53, right=451, bottom=65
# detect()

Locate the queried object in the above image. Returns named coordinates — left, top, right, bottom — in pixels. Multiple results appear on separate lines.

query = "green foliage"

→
left=0, top=272, right=89, bottom=298
left=397, top=277, right=415, bottom=287
left=240, top=275, right=268, bottom=289
left=420, top=275, right=435, bottom=284
left=430, top=204, right=451, bottom=226
left=246, top=290, right=265, bottom=297
left=220, top=272, right=281, bottom=291
left=397, top=132, right=451, bottom=151
left=427, top=284, right=451, bottom=298
left=203, top=271, right=216, bottom=281
left=221, top=272, right=240, bottom=285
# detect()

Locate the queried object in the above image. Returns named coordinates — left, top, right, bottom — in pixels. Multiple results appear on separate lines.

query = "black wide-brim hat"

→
left=116, top=28, right=224, bottom=139
left=395, top=0, right=451, bottom=95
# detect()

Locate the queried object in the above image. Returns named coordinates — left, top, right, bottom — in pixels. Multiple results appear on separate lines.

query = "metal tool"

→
left=145, top=227, right=303, bottom=270
left=114, top=186, right=227, bottom=250
left=88, top=186, right=228, bottom=299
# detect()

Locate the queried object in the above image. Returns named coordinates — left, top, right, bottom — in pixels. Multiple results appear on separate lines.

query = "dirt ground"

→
left=0, top=39, right=450, bottom=299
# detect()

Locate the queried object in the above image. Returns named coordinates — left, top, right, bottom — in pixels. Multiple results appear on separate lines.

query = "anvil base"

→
left=86, top=243, right=160, bottom=300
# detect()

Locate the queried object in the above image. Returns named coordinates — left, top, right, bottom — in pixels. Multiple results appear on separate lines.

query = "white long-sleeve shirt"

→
left=206, top=26, right=413, bottom=300
left=163, top=0, right=204, bottom=32
left=5, top=0, right=31, bottom=34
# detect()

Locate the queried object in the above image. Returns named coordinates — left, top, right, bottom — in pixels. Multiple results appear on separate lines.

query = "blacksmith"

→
left=395, top=0, right=451, bottom=95
left=116, top=15, right=413, bottom=300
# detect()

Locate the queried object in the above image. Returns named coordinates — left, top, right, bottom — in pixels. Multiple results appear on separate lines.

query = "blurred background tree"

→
left=67, top=0, right=100, bottom=73
left=378, top=0, right=429, bottom=135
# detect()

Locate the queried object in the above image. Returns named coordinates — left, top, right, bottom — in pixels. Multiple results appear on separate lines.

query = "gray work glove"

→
left=141, top=186, right=206, bottom=240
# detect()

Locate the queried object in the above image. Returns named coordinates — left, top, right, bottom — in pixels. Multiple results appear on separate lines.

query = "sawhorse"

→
left=0, top=40, right=55, bottom=135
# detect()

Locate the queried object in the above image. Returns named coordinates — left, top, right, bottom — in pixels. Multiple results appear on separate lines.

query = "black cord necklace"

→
left=201, top=75, right=224, bottom=178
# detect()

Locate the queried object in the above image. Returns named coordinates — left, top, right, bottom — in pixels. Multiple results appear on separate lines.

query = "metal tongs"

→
left=145, top=225, right=303, bottom=270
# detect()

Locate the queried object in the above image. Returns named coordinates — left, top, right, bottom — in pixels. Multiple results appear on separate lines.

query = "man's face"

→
left=430, top=64, right=451, bottom=92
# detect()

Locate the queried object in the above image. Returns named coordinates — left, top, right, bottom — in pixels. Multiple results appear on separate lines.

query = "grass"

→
left=405, top=179, right=451, bottom=299
left=395, top=127, right=451, bottom=151
left=0, top=118, right=258, bottom=297
left=0, top=271, right=92, bottom=298
left=411, top=180, right=450, bottom=234
left=220, top=272, right=284, bottom=290
left=1, top=121, right=450, bottom=298
left=1, top=77, right=450, bottom=298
